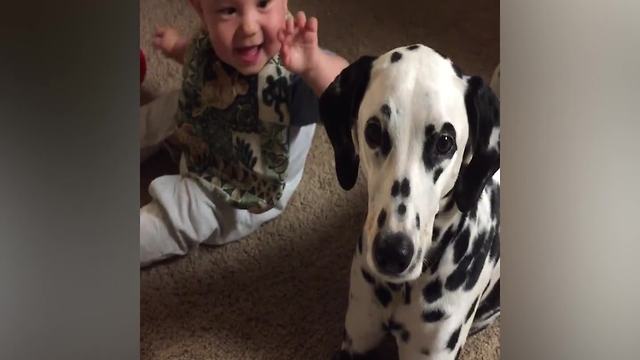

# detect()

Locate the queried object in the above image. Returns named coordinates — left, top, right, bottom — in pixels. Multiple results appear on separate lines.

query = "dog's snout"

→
left=373, top=232, right=414, bottom=276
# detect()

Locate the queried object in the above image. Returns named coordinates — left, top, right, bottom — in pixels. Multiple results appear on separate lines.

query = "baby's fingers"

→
left=294, top=11, right=306, bottom=30
left=285, top=15, right=295, bottom=36
left=306, top=16, right=318, bottom=34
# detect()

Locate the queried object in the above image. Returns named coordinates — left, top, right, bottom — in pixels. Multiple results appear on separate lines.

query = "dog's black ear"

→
left=454, top=75, right=500, bottom=212
left=319, top=56, right=376, bottom=190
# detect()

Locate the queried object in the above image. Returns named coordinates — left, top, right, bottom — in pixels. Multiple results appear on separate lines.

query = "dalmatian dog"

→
left=319, top=45, right=500, bottom=360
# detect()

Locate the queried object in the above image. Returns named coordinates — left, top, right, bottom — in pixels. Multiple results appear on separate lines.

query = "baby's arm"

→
left=278, top=12, right=348, bottom=97
left=152, top=26, right=191, bottom=64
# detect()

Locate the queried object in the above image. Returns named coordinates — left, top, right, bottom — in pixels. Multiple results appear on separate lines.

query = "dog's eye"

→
left=365, top=117, right=383, bottom=149
left=436, top=134, right=454, bottom=154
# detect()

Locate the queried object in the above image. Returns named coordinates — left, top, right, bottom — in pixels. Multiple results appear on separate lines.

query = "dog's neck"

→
left=433, top=191, right=463, bottom=235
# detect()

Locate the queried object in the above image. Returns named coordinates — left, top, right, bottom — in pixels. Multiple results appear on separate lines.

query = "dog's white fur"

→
left=321, top=45, right=501, bottom=360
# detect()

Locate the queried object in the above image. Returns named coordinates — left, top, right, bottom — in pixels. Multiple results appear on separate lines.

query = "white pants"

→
left=139, top=91, right=316, bottom=267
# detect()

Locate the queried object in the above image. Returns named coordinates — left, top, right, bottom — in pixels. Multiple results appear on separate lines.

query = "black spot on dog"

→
left=381, top=129, right=392, bottom=156
left=357, top=235, right=363, bottom=254
left=387, top=282, right=402, bottom=291
left=384, top=319, right=407, bottom=340
left=447, top=325, right=462, bottom=350
left=375, top=286, right=392, bottom=307
left=453, top=228, right=470, bottom=264
left=377, top=210, right=387, bottom=228
left=466, top=297, right=480, bottom=322
left=441, top=122, right=456, bottom=134
left=391, top=181, right=400, bottom=197
left=445, top=253, right=473, bottom=291
left=423, top=125, right=437, bottom=170
left=384, top=319, right=411, bottom=343
left=407, top=44, right=420, bottom=51
left=429, top=215, right=466, bottom=273
left=391, top=51, right=402, bottom=63
left=476, top=280, right=500, bottom=321
left=432, top=226, right=440, bottom=241
left=398, top=203, right=406, bottom=215
left=425, top=123, right=436, bottom=136
left=422, top=308, right=446, bottom=322
left=387, top=319, right=403, bottom=331
left=361, top=268, right=375, bottom=284
left=489, top=231, right=500, bottom=263
left=421, top=348, right=431, bottom=356
left=442, top=193, right=456, bottom=213
left=404, top=283, right=412, bottom=304
left=416, top=214, right=421, bottom=229
left=433, top=168, right=443, bottom=182
left=381, top=104, right=391, bottom=119
left=490, top=182, right=500, bottom=219
left=423, top=277, right=443, bottom=303
left=455, top=348, right=462, bottom=360
left=401, top=330, right=410, bottom=343
left=464, top=230, right=493, bottom=291
left=467, top=201, right=478, bottom=220
left=400, top=178, right=410, bottom=197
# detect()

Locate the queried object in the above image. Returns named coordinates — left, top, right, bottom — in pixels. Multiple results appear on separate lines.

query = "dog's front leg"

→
left=394, top=323, right=470, bottom=360
left=393, top=298, right=476, bottom=360
left=333, top=254, right=387, bottom=359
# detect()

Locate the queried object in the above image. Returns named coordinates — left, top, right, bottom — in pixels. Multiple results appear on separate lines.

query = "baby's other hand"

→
left=278, top=11, right=320, bottom=76
left=152, top=26, right=182, bottom=59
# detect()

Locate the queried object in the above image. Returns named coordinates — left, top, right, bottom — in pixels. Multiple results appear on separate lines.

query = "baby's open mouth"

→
left=234, top=44, right=262, bottom=64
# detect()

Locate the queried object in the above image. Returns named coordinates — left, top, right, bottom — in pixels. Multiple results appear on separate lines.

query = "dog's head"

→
left=320, top=45, right=499, bottom=282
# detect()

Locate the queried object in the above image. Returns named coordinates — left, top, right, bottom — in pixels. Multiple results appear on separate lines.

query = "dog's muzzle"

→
left=372, top=232, right=414, bottom=276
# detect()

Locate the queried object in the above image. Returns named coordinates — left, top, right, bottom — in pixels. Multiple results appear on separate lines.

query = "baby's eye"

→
left=218, top=7, right=236, bottom=15
left=257, top=0, right=270, bottom=8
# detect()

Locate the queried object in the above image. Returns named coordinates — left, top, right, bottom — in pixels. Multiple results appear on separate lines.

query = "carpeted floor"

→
left=140, top=0, right=500, bottom=359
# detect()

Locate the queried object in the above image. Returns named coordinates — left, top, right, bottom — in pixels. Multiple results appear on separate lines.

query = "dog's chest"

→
left=376, top=183, right=499, bottom=321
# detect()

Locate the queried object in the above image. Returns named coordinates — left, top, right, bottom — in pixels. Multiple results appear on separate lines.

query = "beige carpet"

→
left=140, top=0, right=500, bottom=359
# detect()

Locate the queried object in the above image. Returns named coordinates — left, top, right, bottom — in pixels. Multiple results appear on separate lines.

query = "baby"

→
left=140, top=0, right=348, bottom=267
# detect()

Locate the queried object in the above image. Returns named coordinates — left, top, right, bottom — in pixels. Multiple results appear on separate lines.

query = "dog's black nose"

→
left=373, top=232, right=414, bottom=276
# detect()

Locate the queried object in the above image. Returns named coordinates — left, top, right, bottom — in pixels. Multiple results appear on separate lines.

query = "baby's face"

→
left=196, top=0, right=288, bottom=75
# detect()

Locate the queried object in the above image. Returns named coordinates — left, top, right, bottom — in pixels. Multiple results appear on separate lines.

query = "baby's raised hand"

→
left=152, top=26, right=182, bottom=59
left=278, top=11, right=320, bottom=76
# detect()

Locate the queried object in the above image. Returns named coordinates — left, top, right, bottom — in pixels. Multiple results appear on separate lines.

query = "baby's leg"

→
left=140, top=174, right=220, bottom=267
left=140, top=124, right=317, bottom=266
left=140, top=90, right=180, bottom=162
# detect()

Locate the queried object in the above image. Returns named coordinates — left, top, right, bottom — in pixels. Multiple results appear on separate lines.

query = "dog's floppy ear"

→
left=454, top=75, right=500, bottom=212
left=319, top=56, right=376, bottom=190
